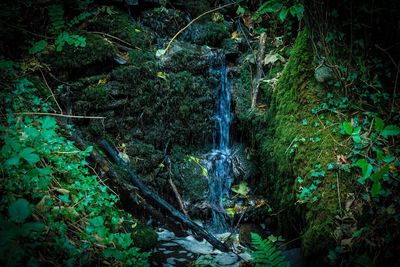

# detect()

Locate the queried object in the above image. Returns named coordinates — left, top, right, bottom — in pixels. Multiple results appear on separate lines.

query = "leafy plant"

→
left=0, top=71, right=150, bottom=266
left=251, top=233, right=289, bottom=267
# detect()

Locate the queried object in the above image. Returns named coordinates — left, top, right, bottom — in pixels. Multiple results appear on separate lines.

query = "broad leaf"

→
left=374, top=117, right=385, bottom=132
left=29, top=40, right=48, bottom=55
left=343, top=121, right=353, bottom=135
left=231, top=182, right=250, bottom=196
left=8, top=198, right=32, bottom=223
left=381, top=125, right=400, bottom=138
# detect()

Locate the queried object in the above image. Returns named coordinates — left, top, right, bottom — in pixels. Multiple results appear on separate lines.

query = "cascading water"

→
left=205, top=53, right=233, bottom=233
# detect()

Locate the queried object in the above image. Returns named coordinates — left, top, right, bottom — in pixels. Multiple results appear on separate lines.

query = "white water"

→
left=205, top=54, right=233, bottom=233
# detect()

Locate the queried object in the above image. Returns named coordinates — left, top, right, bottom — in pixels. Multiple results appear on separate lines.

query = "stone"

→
left=215, top=252, right=238, bottom=266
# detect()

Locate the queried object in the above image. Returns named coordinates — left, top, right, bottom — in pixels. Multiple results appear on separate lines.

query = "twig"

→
left=89, top=31, right=136, bottom=48
left=164, top=2, right=237, bottom=53
left=169, top=177, right=189, bottom=216
left=39, top=69, right=63, bottom=114
left=375, top=44, right=400, bottom=113
left=336, top=171, right=343, bottom=217
left=15, top=112, right=105, bottom=119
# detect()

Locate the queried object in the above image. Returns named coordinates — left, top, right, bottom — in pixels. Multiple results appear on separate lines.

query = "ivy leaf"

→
left=90, top=216, right=104, bottom=227
left=42, top=116, right=57, bottom=130
left=342, top=121, right=353, bottom=135
left=352, top=135, right=362, bottom=143
left=5, top=155, right=20, bottom=166
left=381, top=125, right=400, bottom=138
left=231, top=182, right=250, bottom=196
left=29, top=40, right=48, bottom=55
left=356, top=159, right=373, bottom=178
left=8, top=198, right=32, bottom=223
left=19, top=147, right=40, bottom=165
left=374, top=117, right=385, bottom=132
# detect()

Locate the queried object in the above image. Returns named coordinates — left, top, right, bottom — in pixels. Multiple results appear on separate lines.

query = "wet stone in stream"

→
left=150, top=228, right=251, bottom=266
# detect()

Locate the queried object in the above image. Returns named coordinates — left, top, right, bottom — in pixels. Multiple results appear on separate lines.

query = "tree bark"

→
left=251, top=32, right=267, bottom=109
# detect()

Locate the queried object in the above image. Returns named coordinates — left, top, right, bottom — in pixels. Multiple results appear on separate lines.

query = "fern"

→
left=55, top=32, right=86, bottom=52
left=68, top=11, right=93, bottom=28
left=251, top=233, right=290, bottom=267
left=48, top=4, right=65, bottom=34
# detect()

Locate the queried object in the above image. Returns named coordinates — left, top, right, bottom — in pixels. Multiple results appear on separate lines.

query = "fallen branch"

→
left=99, top=139, right=229, bottom=252
left=169, top=177, right=189, bottom=216
left=15, top=112, right=105, bottom=119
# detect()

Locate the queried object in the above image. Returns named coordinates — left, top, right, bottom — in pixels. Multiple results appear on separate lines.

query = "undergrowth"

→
left=0, top=64, right=149, bottom=265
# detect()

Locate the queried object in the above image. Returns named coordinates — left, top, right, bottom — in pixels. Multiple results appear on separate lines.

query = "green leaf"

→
left=5, top=155, right=20, bottom=166
left=352, top=134, right=362, bottom=143
left=279, top=8, right=289, bottom=21
left=20, top=222, right=45, bottom=237
left=42, top=116, right=57, bottom=130
left=343, top=121, right=353, bottom=135
left=356, top=159, right=373, bottom=178
left=374, top=117, right=385, bottom=132
left=29, top=40, right=48, bottom=54
left=371, top=181, right=381, bottom=197
left=381, top=125, right=400, bottom=138
left=8, top=198, right=32, bottom=223
left=236, top=6, right=246, bottom=15
left=59, top=194, right=70, bottom=204
left=89, top=216, right=104, bottom=227
left=19, top=147, right=40, bottom=165
left=231, top=182, right=250, bottom=196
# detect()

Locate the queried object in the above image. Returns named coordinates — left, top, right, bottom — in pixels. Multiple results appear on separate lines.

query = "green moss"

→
left=132, top=224, right=158, bottom=251
left=90, top=9, right=151, bottom=48
left=186, top=22, right=230, bottom=47
left=256, top=29, right=349, bottom=265
left=83, top=84, right=109, bottom=105
left=43, top=33, right=115, bottom=70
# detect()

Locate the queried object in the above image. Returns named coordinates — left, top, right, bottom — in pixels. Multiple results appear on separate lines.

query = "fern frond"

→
left=251, top=233, right=290, bottom=267
left=68, top=11, right=92, bottom=28
left=48, top=4, right=65, bottom=35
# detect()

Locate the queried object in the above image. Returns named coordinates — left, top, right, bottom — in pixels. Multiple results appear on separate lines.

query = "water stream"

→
left=205, top=53, right=233, bottom=233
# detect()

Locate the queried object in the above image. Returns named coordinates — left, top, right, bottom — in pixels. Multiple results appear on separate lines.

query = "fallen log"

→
left=99, top=139, right=229, bottom=252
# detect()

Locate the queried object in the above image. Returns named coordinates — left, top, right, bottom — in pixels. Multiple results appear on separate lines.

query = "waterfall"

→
left=205, top=53, right=233, bottom=233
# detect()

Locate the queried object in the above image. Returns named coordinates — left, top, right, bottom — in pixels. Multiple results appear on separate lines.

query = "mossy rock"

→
left=253, top=29, right=350, bottom=265
left=89, top=8, right=152, bottom=48
left=141, top=8, right=186, bottom=37
left=42, top=33, right=116, bottom=72
left=132, top=224, right=158, bottom=251
left=174, top=0, right=213, bottom=18
left=182, top=21, right=230, bottom=47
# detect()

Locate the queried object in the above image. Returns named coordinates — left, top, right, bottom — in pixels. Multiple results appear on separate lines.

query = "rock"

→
left=174, top=235, right=214, bottom=254
left=215, top=252, right=238, bottom=266
left=231, top=143, right=256, bottom=181
left=157, top=229, right=175, bottom=241
left=314, top=65, right=335, bottom=83
left=239, top=224, right=263, bottom=245
left=182, top=22, right=230, bottom=47
left=282, top=248, right=303, bottom=267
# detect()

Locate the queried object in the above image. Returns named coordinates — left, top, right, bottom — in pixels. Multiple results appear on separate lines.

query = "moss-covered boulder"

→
left=42, top=33, right=116, bottom=73
left=89, top=8, right=152, bottom=48
left=182, top=21, right=230, bottom=47
left=256, top=29, right=350, bottom=265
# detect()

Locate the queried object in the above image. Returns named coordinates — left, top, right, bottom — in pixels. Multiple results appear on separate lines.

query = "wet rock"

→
left=182, top=22, right=230, bottom=47
left=215, top=252, right=238, bottom=266
left=141, top=8, right=187, bottom=37
left=231, top=143, right=256, bottom=181
left=239, top=224, right=263, bottom=245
